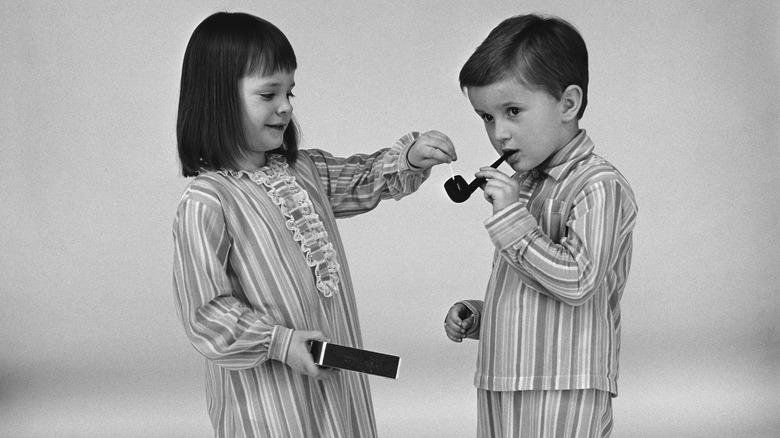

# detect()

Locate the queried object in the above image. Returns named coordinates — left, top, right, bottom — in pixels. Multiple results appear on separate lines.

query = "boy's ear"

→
left=560, top=85, right=583, bottom=122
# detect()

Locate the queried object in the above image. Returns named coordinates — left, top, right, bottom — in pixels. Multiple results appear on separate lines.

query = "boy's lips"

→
left=503, top=149, right=520, bottom=161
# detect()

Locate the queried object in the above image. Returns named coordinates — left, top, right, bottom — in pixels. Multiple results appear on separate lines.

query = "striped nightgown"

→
left=172, top=133, right=427, bottom=437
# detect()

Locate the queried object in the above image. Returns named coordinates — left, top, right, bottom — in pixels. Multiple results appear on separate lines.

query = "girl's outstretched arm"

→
left=306, top=131, right=454, bottom=218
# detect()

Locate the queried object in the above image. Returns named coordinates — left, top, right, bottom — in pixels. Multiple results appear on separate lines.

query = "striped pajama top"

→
left=461, top=130, right=637, bottom=396
left=172, top=133, right=427, bottom=437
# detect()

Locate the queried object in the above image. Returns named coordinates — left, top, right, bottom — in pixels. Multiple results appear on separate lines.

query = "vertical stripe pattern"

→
left=172, top=133, right=427, bottom=437
left=477, top=389, right=613, bottom=438
left=461, top=131, right=638, bottom=396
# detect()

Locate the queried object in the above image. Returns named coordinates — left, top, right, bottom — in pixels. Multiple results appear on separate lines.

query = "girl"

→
left=172, top=11, right=455, bottom=438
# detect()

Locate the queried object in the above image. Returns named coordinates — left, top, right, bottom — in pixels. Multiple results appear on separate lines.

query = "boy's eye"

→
left=480, top=113, right=494, bottom=123
left=507, top=107, right=521, bottom=116
left=287, top=92, right=295, bottom=98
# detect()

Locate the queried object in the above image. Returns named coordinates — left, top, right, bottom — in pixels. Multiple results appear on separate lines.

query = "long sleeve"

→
left=484, top=179, right=636, bottom=306
left=305, top=132, right=430, bottom=218
left=172, top=195, right=292, bottom=370
left=172, top=171, right=383, bottom=437
left=470, top=133, right=637, bottom=395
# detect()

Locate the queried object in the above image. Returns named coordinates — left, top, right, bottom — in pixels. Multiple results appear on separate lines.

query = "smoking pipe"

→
left=444, top=152, right=511, bottom=203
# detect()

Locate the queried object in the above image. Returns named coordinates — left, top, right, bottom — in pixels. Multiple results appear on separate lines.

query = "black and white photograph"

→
left=1, top=1, right=778, bottom=437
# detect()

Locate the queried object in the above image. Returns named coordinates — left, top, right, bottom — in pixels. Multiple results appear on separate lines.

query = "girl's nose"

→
left=278, top=97, right=293, bottom=115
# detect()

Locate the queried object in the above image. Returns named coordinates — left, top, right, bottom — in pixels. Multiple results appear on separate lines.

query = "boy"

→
left=443, top=14, right=638, bottom=438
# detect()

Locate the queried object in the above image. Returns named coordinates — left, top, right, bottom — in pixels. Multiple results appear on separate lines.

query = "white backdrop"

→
left=1, top=1, right=778, bottom=437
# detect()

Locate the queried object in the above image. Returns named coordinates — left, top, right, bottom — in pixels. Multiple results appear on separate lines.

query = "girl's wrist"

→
left=405, top=141, right=422, bottom=169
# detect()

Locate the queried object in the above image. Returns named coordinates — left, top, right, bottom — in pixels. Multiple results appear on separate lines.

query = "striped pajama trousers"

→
left=477, top=389, right=613, bottom=438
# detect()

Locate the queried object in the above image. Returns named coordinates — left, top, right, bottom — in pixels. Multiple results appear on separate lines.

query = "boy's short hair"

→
left=177, top=12, right=299, bottom=177
left=459, top=14, right=589, bottom=119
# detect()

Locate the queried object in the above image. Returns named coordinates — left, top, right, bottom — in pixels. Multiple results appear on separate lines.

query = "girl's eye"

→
left=260, top=93, right=274, bottom=100
left=287, top=92, right=295, bottom=98
left=508, top=107, right=521, bottom=117
left=480, top=113, right=494, bottom=123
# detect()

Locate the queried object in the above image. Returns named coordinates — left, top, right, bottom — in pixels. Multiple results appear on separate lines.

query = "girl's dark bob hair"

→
left=459, top=14, right=589, bottom=119
left=177, top=12, right=299, bottom=177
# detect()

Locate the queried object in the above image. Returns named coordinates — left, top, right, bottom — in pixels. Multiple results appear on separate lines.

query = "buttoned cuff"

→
left=483, top=201, right=537, bottom=251
left=268, top=325, right=294, bottom=364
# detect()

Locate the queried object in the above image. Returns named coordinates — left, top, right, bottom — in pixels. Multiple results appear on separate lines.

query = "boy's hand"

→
left=407, top=130, right=457, bottom=169
left=475, top=167, right=520, bottom=214
left=444, top=303, right=474, bottom=343
left=285, top=330, right=339, bottom=379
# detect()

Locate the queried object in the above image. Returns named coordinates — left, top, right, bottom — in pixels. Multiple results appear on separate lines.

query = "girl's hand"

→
left=285, top=330, right=339, bottom=379
left=407, top=130, right=457, bottom=169
left=475, top=167, right=520, bottom=214
left=444, top=303, right=474, bottom=343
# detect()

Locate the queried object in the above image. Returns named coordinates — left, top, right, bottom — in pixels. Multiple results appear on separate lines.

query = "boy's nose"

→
left=493, top=120, right=512, bottom=141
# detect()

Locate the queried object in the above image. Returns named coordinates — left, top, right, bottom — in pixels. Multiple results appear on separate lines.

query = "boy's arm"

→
left=305, top=132, right=430, bottom=218
left=485, top=179, right=637, bottom=306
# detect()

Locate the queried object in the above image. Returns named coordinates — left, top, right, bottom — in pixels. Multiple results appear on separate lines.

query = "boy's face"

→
left=467, top=76, right=571, bottom=173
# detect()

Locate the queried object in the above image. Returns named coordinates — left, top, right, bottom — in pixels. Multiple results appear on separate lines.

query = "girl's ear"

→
left=560, top=85, right=583, bottom=122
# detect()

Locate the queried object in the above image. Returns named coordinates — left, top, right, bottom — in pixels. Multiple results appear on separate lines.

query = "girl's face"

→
left=467, top=76, right=571, bottom=173
left=237, top=69, right=296, bottom=169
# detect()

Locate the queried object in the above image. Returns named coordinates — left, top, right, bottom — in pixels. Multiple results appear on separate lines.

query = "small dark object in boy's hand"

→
left=444, top=175, right=471, bottom=202
left=444, top=152, right=510, bottom=203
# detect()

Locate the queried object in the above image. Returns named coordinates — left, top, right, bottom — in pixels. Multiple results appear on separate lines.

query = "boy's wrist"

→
left=484, top=201, right=536, bottom=250
left=460, top=300, right=483, bottom=318
left=492, top=199, right=515, bottom=215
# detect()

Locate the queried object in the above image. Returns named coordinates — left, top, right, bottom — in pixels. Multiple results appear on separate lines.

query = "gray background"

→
left=1, top=1, right=778, bottom=437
